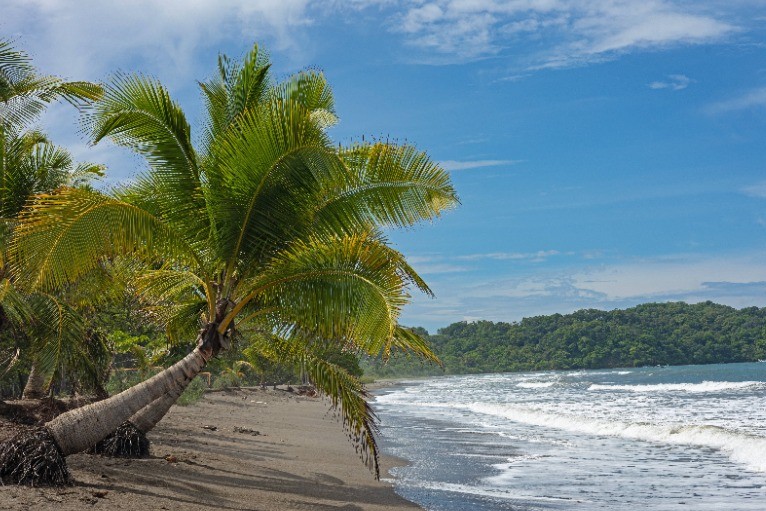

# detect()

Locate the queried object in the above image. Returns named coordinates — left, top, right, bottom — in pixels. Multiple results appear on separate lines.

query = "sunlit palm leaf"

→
left=12, top=187, right=201, bottom=290
left=230, top=234, right=409, bottom=352
left=146, top=300, right=207, bottom=344
left=206, top=95, right=335, bottom=270
left=85, top=74, right=204, bottom=232
left=270, top=70, right=338, bottom=128
left=312, top=143, right=458, bottom=234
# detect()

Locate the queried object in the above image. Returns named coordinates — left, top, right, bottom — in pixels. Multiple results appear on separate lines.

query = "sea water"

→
left=372, top=362, right=766, bottom=510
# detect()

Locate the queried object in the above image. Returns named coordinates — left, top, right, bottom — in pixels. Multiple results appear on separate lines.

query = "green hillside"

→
left=363, top=301, right=766, bottom=377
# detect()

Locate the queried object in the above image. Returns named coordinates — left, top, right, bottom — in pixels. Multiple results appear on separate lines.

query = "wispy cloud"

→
left=649, top=74, right=692, bottom=90
left=457, top=250, right=560, bottom=262
left=440, top=159, right=519, bottom=171
left=706, top=87, right=766, bottom=114
left=382, top=0, right=738, bottom=67
left=742, top=181, right=766, bottom=198
left=400, top=252, right=766, bottom=331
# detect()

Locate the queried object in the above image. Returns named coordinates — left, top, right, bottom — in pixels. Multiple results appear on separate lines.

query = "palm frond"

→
left=146, top=300, right=207, bottom=344
left=384, top=326, right=442, bottom=365
left=312, top=142, right=459, bottom=234
left=205, top=94, right=334, bottom=270
left=228, top=233, right=411, bottom=354
left=11, top=187, right=201, bottom=290
left=26, top=293, right=90, bottom=387
left=85, top=73, right=204, bottom=228
left=0, top=39, right=101, bottom=129
left=0, top=278, right=32, bottom=325
left=270, top=70, right=338, bottom=128
left=199, top=43, right=271, bottom=147
left=245, top=334, right=380, bottom=477
left=135, top=268, right=207, bottom=303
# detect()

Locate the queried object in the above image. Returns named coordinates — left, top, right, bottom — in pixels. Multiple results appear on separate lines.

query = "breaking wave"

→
left=588, top=381, right=762, bottom=393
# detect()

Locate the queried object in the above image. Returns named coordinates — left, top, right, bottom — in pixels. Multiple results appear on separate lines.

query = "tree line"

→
left=363, top=301, right=766, bottom=377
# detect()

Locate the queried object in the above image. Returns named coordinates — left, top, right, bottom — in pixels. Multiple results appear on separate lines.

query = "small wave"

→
left=467, top=402, right=766, bottom=473
left=399, top=479, right=580, bottom=505
left=517, top=381, right=556, bottom=389
left=588, top=381, right=762, bottom=393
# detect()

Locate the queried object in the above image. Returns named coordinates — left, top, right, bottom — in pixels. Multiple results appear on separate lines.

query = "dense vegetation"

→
left=363, top=301, right=766, bottom=377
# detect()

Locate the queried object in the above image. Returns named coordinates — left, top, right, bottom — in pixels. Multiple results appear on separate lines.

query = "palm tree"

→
left=3, top=43, right=457, bottom=485
left=0, top=39, right=104, bottom=400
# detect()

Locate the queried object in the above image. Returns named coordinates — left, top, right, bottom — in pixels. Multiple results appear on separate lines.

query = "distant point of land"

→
left=364, top=301, right=766, bottom=377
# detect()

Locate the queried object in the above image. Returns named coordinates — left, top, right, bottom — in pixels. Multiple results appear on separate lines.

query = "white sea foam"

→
left=466, top=402, right=766, bottom=473
left=399, top=479, right=580, bottom=505
left=516, top=381, right=556, bottom=388
left=588, top=380, right=762, bottom=393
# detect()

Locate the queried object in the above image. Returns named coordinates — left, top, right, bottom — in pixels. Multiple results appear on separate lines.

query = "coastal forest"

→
left=363, top=301, right=766, bottom=377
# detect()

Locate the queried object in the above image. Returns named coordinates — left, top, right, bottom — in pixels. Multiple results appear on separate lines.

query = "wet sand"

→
left=0, top=389, right=422, bottom=510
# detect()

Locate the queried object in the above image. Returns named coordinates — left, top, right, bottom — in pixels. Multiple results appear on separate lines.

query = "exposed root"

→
left=90, top=421, right=149, bottom=458
left=0, top=427, right=69, bottom=486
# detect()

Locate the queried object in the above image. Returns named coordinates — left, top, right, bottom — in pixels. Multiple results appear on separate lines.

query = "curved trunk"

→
left=21, top=362, right=47, bottom=400
left=130, top=372, right=193, bottom=433
left=46, top=347, right=209, bottom=456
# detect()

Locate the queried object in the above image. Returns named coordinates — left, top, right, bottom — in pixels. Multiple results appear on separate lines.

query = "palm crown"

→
left=12, top=44, right=458, bottom=473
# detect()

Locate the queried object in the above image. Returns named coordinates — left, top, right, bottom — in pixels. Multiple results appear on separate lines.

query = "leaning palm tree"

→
left=2, top=44, right=457, bottom=485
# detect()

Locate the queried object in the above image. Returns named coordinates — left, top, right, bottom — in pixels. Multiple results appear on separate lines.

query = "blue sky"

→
left=4, top=0, right=766, bottom=332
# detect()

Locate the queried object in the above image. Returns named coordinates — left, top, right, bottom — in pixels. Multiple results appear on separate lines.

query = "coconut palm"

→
left=0, top=39, right=104, bottom=400
left=4, top=43, right=456, bottom=485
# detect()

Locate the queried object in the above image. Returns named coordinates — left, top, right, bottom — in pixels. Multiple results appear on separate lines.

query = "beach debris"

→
left=233, top=427, right=260, bottom=436
left=0, top=427, right=69, bottom=486
left=295, top=385, right=318, bottom=397
left=90, top=421, right=150, bottom=458
left=92, top=490, right=108, bottom=498
left=201, top=425, right=218, bottom=431
left=164, top=454, right=178, bottom=463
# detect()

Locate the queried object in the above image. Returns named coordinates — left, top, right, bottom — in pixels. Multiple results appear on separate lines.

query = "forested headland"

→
left=363, top=301, right=766, bottom=377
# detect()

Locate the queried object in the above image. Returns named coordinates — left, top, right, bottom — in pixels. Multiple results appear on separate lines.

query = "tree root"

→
left=0, top=427, right=69, bottom=486
left=90, top=421, right=149, bottom=458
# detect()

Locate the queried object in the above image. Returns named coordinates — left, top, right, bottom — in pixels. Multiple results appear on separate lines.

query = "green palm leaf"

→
left=244, top=334, right=380, bottom=477
left=12, top=188, right=202, bottom=290
left=27, top=293, right=91, bottom=387
left=0, top=39, right=101, bottom=129
left=228, top=233, right=412, bottom=352
left=312, top=142, right=458, bottom=234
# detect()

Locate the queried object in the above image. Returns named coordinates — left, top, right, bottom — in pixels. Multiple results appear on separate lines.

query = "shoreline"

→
left=0, top=388, right=423, bottom=511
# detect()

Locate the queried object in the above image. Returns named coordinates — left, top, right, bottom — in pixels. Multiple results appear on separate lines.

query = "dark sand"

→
left=0, top=389, right=422, bottom=510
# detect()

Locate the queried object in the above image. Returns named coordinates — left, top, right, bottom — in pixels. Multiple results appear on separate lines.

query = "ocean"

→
left=372, top=362, right=766, bottom=510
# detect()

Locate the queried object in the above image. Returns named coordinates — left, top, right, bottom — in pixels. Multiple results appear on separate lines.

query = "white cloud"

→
left=440, top=159, right=518, bottom=171
left=649, top=74, right=692, bottom=90
left=706, top=87, right=766, bottom=114
left=2, top=0, right=313, bottom=83
left=384, top=0, right=737, bottom=66
left=399, top=251, right=766, bottom=331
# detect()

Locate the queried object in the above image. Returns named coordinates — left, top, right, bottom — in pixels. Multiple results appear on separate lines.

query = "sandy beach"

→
left=0, top=389, right=422, bottom=510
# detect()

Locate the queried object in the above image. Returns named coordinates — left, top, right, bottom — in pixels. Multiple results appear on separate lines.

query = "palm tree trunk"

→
left=129, top=372, right=192, bottom=433
left=21, top=362, right=47, bottom=400
left=46, top=347, right=209, bottom=456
